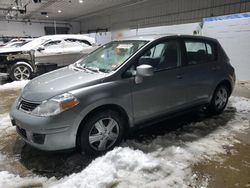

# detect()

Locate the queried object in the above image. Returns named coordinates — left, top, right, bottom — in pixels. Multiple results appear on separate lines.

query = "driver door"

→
left=35, top=39, right=64, bottom=66
left=61, top=39, right=94, bottom=66
left=130, top=39, right=187, bottom=124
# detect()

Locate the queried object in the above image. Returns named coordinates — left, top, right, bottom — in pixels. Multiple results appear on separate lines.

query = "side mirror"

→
left=136, top=64, right=154, bottom=77
left=37, top=45, right=45, bottom=51
left=135, top=64, right=154, bottom=84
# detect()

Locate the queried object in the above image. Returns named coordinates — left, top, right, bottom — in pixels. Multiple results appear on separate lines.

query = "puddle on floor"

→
left=193, top=131, right=250, bottom=188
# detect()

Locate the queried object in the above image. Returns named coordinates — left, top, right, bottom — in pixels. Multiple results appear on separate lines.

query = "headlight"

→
left=31, top=93, right=79, bottom=117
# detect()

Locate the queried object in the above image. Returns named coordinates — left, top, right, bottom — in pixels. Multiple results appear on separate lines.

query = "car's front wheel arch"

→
left=75, top=104, right=130, bottom=155
left=8, top=61, right=34, bottom=81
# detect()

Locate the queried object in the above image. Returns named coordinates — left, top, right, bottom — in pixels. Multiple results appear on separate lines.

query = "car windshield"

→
left=74, top=40, right=148, bottom=73
left=21, top=38, right=54, bottom=49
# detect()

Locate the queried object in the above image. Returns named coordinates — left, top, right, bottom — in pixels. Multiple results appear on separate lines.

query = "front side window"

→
left=137, top=40, right=180, bottom=71
left=43, top=40, right=62, bottom=49
left=185, top=41, right=216, bottom=65
left=74, top=40, right=148, bottom=73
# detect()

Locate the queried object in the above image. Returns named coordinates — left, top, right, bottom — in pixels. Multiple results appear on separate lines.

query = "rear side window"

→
left=184, top=40, right=216, bottom=65
left=65, top=39, right=91, bottom=47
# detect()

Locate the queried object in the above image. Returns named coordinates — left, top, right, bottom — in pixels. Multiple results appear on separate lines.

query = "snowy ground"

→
left=0, top=81, right=249, bottom=188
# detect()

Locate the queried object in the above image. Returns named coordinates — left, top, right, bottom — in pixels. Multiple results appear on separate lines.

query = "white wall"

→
left=203, top=17, right=250, bottom=81
left=0, top=20, right=81, bottom=37
left=84, top=22, right=199, bottom=45
left=96, top=16, right=250, bottom=81
left=85, top=32, right=112, bottom=45
left=111, top=22, right=200, bottom=39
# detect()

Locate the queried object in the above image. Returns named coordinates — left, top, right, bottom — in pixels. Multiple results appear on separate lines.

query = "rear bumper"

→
left=229, top=69, right=236, bottom=94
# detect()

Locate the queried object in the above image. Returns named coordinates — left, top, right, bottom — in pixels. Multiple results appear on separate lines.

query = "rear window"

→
left=184, top=40, right=216, bottom=65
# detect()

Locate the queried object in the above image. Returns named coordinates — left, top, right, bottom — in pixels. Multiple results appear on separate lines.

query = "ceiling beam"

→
left=23, top=0, right=58, bottom=19
left=70, top=0, right=150, bottom=21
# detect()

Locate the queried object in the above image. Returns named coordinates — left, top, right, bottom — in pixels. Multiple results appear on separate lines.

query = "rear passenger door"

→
left=180, top=38, right=219, bottom=105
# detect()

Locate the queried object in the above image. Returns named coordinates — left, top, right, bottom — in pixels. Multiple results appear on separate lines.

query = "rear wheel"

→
left=78, top=110, right=124, bottom=156
left=208, top=84, right=229, bottom=115
left=9, top=63, right=32, bottom=81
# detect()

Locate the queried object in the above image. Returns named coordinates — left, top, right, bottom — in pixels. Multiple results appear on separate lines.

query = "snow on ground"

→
left=0, top=81, right=249, bottom=188
left=0, top=80, right=29, bottom=91
left=51, top=97, right=250, bottom=188
left=0, top=171, right=52, bottom=188
left=0, top=110, right=53, bottom=187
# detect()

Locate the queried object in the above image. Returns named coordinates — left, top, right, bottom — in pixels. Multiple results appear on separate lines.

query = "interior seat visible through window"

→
left=185, top=40, right=216, bottom=65
left=158, top=42, right=178, bottom=69
left=137, top=40, right=179, bottom=70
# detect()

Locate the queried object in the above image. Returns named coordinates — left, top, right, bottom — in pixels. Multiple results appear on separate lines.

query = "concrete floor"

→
left=192, top=81, right=250, bottom=188
left=0, top=80, right=249, bottom=187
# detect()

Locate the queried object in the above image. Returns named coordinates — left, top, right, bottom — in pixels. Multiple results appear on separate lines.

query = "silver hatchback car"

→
left=10, top=35, right=235, bottom=155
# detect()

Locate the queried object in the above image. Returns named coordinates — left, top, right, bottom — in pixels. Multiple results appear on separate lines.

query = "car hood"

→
left=0, top=47, right=24, bottom=53
left=22, top=66, right=107, bottom=102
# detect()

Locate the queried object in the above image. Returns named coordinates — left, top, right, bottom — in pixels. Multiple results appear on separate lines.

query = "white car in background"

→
left=33, top=35, right=96, bottom=67
left=0, top=35, right=96, bottom=80
left=0, top=38, right=33, bottom=48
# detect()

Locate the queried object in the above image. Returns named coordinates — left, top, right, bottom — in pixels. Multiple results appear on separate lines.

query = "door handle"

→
left=176, top=74, right=183, bottom=79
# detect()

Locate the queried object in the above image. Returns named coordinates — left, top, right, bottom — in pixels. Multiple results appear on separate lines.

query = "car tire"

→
left=78, top=110, right=125, bottom=156
left=9, top=63, right=32, bottom=81
left=208, top=84, right=230, bottom=115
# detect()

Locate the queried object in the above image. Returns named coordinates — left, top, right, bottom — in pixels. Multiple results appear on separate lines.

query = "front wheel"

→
left=78, top=110, right=125, bottom=156
left=9, top=63, right=32, bottom=81
left=208, top=84, right=229, bottom=115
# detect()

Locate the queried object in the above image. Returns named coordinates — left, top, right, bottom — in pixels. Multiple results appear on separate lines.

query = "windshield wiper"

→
left=85, top=66, right=102, bottom=73
left=74, top=63, right=105, bottom=73
left=74, top=62, right=85, bottom=69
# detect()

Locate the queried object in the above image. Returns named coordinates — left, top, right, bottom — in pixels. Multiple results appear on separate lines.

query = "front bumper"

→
left=10, top=99, right=79, bottom=151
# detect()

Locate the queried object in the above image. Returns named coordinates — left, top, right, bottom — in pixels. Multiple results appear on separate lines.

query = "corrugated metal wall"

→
left=80, top=0, right=250, bottom=32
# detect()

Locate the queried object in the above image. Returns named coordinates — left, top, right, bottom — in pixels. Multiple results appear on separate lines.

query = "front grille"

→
left=19, top=99, right=40, bottom=112
left=17, top=126, right=27, bottom=139
left=0, top=55, right=7, bottom=63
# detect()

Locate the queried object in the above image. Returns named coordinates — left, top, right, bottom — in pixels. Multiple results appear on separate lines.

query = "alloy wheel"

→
left=13, top=65, right=31, bottom=80
left=214, top=87, right=228, bottom=110
left=88, top=118, right=119, bottom=151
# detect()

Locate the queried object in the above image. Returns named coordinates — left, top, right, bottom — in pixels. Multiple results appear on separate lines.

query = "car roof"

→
left=38, top=34, right=95, bottom=43
left=121, top=34, right=217, bottom=43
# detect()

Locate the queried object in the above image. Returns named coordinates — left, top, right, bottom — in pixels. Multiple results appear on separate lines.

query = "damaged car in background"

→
left=0, top=38, right=33, bottom=48
left=0, top=35, right=96, bottom=81
left=0, top=49, right=36, bottom=81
